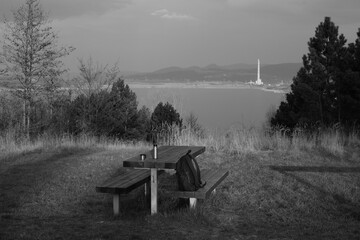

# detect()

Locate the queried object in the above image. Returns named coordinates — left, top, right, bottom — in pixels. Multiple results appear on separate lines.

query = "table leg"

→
left=113, top=194, right=120, bottom=215
left=150, top=168, right=158, bottom=215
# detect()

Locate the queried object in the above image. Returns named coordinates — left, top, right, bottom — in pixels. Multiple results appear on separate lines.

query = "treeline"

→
left=271, top=17, right=360, bottom=131
left=0, top=74, right=187, bottom=141
left=1, top=1, right=359, bottom=140
left=0, top=0, right=195, bottom=141
left=0, top=53, right=194, bottom=141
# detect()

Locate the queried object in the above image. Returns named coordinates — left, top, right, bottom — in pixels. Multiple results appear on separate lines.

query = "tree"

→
left=151, top=102, right=182, bottom=129
left=72, top=57, right=120, bottom=97
left=137, top=105, right=152, bottom=140
left=68, top=78, right=149, bottom=140
left=0, top=92, right=23, bottom=132
left=271, top=17, right=353, bottom=130
left=150, top=102, right=182, bottom=143
left=185, top=112, right=205, bottom=138
left=0, top=0, right=74, bottom=137
left=105, top=78, right=140, bottom=139
left=67, top=58, right=122, bottom=136
left=349, top=28, right=360, bottom=71
left=342, top=28, right=360, bottom=126
left=68, top=90, right=110, bottom=136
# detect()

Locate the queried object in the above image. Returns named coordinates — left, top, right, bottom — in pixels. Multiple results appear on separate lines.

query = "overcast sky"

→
left=1, top=0, right=360, bottom=72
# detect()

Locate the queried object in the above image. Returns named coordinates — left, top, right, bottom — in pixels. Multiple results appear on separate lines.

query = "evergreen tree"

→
left=150, top=102, right=183, bottom=143
left=350, top=28, right=360, bottom=71
left=151, top=102, right=182, bottom=130
left=105, top=78, right=139, bottom=139
left=137, top=105, right=152, bottom=140
left=342, top=28, right=360, bottom=126
left=271, top=17, right=355, bottom=130
left=68, top=78, right=150, bottom=140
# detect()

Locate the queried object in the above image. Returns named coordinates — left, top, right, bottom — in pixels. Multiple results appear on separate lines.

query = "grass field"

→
left=1, top=131, right=360, bottom=239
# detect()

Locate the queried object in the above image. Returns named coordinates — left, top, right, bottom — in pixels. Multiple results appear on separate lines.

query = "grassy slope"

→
left=0, top=138, right=360, bottom=239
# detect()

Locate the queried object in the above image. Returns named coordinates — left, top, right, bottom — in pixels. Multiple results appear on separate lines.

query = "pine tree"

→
left=271, top=17, right=351, bottom=130
left=150, top=102, right=183, bottom=144
left=342, top=28, right=360, bottom=126
left=105, top=78, right=139, bottom=139
left=151, top=102, right=182, bottom=130
left=350, top=28, right=360, bottom=71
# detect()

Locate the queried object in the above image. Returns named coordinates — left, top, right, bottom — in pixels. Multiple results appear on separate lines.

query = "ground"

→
left=1, top=145, right=360, bottom=239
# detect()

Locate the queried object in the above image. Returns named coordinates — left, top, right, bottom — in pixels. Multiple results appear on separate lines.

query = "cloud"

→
left=151, top=9, right=196, bottom=21
left=219, top=0, right=360, bottom=26
left=0, top=0, right=131, bottom=19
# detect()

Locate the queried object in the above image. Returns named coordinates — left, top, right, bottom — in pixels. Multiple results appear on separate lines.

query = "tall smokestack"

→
left=255, top=59, right=263, bottom=85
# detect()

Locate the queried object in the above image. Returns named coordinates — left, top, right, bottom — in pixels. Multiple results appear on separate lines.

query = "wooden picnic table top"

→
left=122, top=145, right=205, bottom=169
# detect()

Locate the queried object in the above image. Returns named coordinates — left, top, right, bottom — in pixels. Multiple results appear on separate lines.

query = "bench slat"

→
left=101, top=169, right=144, bottom=187
left=96, top=169, right=163, bottom=194
left=108, top=170, right=149, bottom=188
left=168, top=169, right=229, bottom=199
left=202, top=169, right=229, bottom=199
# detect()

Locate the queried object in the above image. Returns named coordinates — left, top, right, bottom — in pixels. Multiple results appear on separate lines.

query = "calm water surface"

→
left=132, top=87, right=285, bottom=131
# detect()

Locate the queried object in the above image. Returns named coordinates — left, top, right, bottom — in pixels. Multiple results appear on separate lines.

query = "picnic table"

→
left=122, top=145, right=205, bottom=214
left=97, top=145, right=228, bottom=216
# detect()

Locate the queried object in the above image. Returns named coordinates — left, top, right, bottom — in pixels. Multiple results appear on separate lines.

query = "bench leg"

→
left=144, top=182, right=150, bottom=207
left=189, top=198, right=197, bottom=209
left=145, top=183, right=150, bottom=197
left=150, top=168, right=158, bottom=215
left=113, top=194, right=120, bottom=215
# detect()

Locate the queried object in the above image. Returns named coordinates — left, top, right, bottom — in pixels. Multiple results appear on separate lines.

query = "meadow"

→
left=1, top=128, right=360, bottom=239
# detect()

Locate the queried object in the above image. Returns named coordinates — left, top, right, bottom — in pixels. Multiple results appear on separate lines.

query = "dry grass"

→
left=0, top=132, right=149, bottom=160
left=168, top=125, right=358, bottom=157
left=1, top=129, right=360, bottom=239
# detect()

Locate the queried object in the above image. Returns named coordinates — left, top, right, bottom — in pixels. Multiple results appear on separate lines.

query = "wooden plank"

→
left=101, top=169, right=145, bottom=186
left=168, top=169, right=229, bottom=199
left=103, top=169, right=147, bottom=188
left=96, top=169, right=164, bottom=194
left=96, top=169, right=149, bottom=194
left=123, top=146, right=206, bottom=169
left=202, top=170, right=229, bottom=199
left=116, top=171, right=150, bottom=188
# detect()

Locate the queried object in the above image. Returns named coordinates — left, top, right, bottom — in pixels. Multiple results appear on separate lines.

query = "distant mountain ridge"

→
left=0, top=62, right=302, bottom=89
left=124, top=62, right=302, bottom=84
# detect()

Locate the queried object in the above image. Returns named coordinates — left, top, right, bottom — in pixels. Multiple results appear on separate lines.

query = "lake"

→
left=131, top=86, right=285, bottom=131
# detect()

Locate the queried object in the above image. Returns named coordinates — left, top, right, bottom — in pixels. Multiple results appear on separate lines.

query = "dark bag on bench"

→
left=175, top=150, right=206, bottom=191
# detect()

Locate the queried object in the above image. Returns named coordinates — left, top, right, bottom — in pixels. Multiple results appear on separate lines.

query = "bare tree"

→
left=185, top=112, right=205, bottom=138
left=72, top=57, right=120, bottom=97
left=0, top=0, right=74, bottom=137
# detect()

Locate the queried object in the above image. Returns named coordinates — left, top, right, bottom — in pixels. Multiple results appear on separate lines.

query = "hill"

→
left=125, top=63, right=302, bottom=84
left=0, top=63, right=302, bottom=89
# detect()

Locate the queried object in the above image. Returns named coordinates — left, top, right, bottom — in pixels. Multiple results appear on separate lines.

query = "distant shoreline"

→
left=125, top=81, right=289, bottom=94
left=0, top=81, right=290, bottom=94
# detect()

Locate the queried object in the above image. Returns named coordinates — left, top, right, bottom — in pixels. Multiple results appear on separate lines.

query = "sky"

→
left=1, top=0, right=360, bottom=72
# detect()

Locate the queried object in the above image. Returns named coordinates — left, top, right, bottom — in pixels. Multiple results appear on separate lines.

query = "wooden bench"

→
left=168, top=169, right=229, bottom=208
left=96, top=169, right=164, bottom=215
